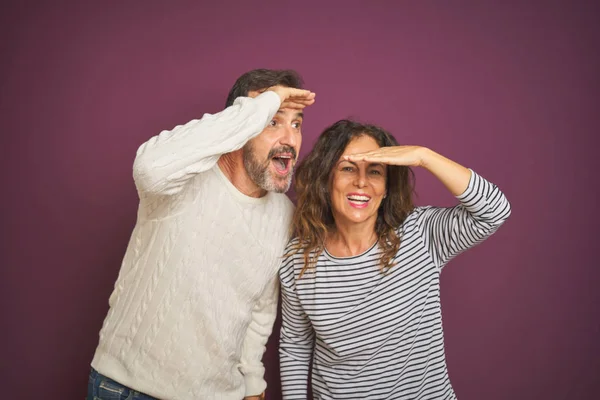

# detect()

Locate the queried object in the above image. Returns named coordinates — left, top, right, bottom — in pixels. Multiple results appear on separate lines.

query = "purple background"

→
left=2, top=1, right=598, bottom=399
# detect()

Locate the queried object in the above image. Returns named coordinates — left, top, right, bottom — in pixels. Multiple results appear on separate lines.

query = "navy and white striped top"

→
left=279, top=170, right=511, bottom=400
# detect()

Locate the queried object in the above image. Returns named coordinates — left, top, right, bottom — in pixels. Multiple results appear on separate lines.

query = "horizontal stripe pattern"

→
left=280, top=170, right=511, bottom=399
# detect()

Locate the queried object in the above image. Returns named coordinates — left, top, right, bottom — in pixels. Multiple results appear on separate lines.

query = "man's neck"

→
left=217, top=151, right=267, bottom=198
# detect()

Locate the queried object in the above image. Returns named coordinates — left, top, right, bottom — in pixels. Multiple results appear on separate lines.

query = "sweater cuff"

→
left=244, top=374, right=267, bottom=397
left=253, top=90, right=282, bottom=113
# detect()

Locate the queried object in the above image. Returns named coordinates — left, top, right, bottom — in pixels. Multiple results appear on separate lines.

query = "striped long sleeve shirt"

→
left=279, top=170, right=511, bottom=400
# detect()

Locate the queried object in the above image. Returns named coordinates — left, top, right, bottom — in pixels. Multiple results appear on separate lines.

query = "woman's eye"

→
left=370, top=170, right=382, bottom=175
left=269, top=120, right=277, bottom=127
left=342, top=166, right=354, bottom=172
left=292, top=122, right=301, bottom=129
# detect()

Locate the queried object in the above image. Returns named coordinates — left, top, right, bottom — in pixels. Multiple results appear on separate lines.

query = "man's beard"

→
left=242, top=142, right=296, bottom=194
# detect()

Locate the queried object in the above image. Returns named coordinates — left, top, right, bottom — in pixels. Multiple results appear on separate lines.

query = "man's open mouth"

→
left=271, top=154, right=292, bottom=175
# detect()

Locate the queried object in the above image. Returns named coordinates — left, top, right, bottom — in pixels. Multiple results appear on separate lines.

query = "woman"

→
left=279, top=120, right=511, bottom=399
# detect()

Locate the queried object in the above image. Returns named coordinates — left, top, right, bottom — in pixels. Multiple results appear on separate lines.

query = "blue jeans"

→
left=87, top=368, right=159, bottom=400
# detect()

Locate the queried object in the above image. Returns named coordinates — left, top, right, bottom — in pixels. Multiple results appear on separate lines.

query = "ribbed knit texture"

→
left=92, top=91, right=293, bottom=400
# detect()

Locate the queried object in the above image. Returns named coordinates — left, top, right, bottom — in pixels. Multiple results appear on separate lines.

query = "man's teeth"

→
left=347, top=195, right=370, bottom=202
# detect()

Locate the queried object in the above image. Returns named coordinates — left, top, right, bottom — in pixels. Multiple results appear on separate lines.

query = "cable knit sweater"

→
left=91, top=91, right=293, bottom=400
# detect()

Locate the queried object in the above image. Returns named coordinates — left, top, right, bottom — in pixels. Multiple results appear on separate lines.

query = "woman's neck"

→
left=326, top=219, right=377, bottom=258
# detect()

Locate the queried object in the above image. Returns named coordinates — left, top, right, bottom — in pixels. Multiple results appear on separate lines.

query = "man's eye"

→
left=269, top=120, right=277, bottom=127
left=292, top=122, right=301, bottom=129
left=370, top=169, right=382, bottom=175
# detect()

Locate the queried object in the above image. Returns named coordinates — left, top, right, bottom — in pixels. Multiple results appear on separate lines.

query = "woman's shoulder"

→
left=281, top=237, right=305, bottom=265
left=280, top=237, right=321, bottom=275
left=283, top=236, right=302, bottom=254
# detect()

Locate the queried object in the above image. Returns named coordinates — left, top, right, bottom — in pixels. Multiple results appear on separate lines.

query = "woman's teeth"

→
left=347, top=195, right=370, bottom=202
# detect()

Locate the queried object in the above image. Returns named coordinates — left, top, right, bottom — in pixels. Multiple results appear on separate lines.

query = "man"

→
left=87, top=69, right=315, bottom=400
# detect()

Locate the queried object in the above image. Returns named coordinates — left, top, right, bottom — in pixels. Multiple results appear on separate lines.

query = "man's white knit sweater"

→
left=91, top=91, right=293, bottom=400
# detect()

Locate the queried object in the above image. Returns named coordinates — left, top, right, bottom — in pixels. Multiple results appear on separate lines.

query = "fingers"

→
left=282, top=93, right=316, bottom=108
left=267, top=86, right=316, bottom=105
left=283, top=87, right=316, bottom=100
left=280, top=98, right=316, bottom=110
left=344, top=150, right=421, bottom=167
left=344, top=152, right=396, bottom=165
left=344, top=151, right=381, bottom=161
left=280, top=102, right=305, bottom=110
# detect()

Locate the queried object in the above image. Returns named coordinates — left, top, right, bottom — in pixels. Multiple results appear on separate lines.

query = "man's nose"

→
left=280, top=124, right=299, bottom=149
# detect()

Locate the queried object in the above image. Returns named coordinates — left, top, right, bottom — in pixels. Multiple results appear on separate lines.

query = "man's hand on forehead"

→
left=265, top=86, right=316, bottom=110
left=248, top=85, right=315, bottom=110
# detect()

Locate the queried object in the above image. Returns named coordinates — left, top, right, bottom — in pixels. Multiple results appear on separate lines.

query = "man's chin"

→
left=271, top=181, right=292, bottom=194
left=266, top=174, right=292, bottom=193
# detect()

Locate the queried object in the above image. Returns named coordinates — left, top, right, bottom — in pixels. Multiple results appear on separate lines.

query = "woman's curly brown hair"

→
left=289, top=119, right=416, bottom=277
